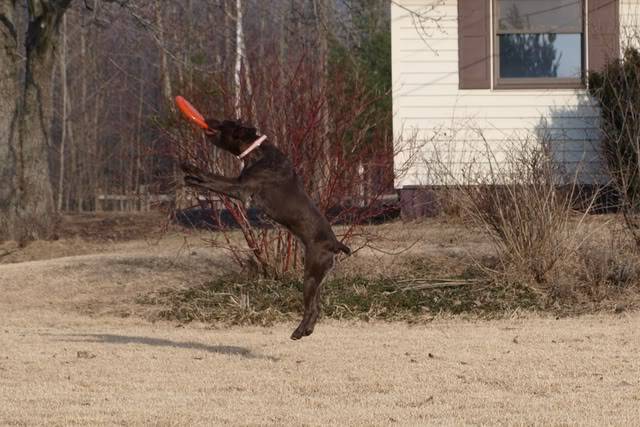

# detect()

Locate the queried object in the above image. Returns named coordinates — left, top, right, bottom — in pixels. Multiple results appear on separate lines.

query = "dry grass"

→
left=1, top=214, right=640, bottom=425
left=0, top=231, right=235, bottom=318
left=1, top=311, right=639, bottom=426
left=140, top=272, right=542, bottom=326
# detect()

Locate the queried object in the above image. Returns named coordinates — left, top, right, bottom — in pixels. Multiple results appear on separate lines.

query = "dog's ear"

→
left=230, top=121, right=257, bottom=139
left=205, top=118, right=222, bottom=130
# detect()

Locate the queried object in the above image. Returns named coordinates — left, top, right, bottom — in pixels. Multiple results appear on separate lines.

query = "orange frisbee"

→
left=175, top=96, right=208, bottom=129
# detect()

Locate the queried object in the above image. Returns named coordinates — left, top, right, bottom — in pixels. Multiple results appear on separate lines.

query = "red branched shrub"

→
left=169, top=46, right=395, bottom=279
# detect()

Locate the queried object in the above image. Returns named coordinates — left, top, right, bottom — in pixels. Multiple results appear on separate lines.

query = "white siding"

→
left=392, top=0, right=639, bottom=187
left=622, top=0, right=640, bottom=45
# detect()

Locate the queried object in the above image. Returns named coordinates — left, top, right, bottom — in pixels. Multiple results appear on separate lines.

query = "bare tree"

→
left=0, top=1, right=20, bottom=238
left=312, top=0, right=331, bottom=199
left=57, top=12, right=68, bottom=211
left=1, top=0, right=72, bottom=242
left=230, top=0, right=255, bottom=119
left=154, top=0, right=173, bottom=111
left=2, top=0, right=399, bottom=225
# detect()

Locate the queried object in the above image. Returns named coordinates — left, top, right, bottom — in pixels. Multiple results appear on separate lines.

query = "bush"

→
left=433, top=137, right=592, bottom=287
left=589, top=47, right=640, bottom=246
left=171, top=43, right=394, bottom=279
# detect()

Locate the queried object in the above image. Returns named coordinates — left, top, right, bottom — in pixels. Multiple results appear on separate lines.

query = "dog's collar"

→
left=237, top=135, right=267, bottom=160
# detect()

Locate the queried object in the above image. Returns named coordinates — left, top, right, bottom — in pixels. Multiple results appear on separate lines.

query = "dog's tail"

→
left=334, top=241, right=351, bottom=256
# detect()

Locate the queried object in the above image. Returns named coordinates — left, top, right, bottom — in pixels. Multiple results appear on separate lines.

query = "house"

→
left=391, top=0, right=632, bottom=217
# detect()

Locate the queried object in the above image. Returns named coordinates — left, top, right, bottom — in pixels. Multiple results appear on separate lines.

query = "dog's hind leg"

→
left=291, top=251, right=334, bottom=340
left=306, top=255, right=335, bottom=335
left=291, top=274, right=320, bottom=340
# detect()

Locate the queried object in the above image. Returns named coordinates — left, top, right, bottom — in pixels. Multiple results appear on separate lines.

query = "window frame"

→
left=493, top=0, right=586, bottom=90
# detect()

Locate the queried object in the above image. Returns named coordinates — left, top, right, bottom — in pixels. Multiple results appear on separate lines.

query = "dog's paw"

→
left=290, top=327, right=305, bottom=340
left=290, top=323, right=315, bottom=340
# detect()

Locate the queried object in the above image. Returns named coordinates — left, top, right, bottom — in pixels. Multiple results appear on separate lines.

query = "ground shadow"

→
left=56, top=333, right=279, bottom=361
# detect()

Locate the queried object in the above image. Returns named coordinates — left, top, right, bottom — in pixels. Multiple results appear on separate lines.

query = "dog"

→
left=181, top=119, right=350, bottom=340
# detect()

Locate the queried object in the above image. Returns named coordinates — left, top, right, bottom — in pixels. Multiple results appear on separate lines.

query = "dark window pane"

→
left=497, top=0, right=582, bottom=33
left=499, top=33, right=582, bottom=78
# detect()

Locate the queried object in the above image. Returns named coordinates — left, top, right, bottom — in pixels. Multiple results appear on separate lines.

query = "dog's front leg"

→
left=184, top=175, right=247, bottom=202
left=183, top=171, right=249, bottom=202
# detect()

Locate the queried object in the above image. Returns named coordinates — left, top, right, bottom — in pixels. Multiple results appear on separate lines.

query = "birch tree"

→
left=312, top=0, right=331, bottom=198
left=233, top=0, right=243, bottom=117
left=231, top=0, right=255, bottom=119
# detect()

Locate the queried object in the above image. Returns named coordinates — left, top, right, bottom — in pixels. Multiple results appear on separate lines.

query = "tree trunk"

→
left=87, top=21, right=100, bottom=211
left=1, top=0, right=71, bottom=242
left=133, top=74, right=144, bottom=206
left=57, top=13, right=67, bottom=211
left=155, top=0, right=173, bottom=110
left=66, top=82, right=76, bottom=211
left=0, top=1, right=20, bottom=239
left=233, top=0, right=244, bottom=118
left=231, top=0, right=255, bottom=121
left=78, top=16, right=88, bottom=210
left=154, top=0, right=179, bottom=193
left=223, top=0, right=233, bottom=91
left=312, top=0, right=331, bottom=204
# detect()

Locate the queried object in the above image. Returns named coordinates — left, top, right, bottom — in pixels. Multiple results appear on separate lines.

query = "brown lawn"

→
left=0, top=215, right=638, bottom=426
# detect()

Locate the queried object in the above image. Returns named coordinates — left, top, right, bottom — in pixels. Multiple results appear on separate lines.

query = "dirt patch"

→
left=57, top=211, right=174, bottom=241
left=0, top=212, right=181, bottom=265
left=0, top=232, right=232, bottom=319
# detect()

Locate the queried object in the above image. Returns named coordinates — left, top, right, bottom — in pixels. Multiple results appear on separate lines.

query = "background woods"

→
left=0, top=0, right=394, bottom=243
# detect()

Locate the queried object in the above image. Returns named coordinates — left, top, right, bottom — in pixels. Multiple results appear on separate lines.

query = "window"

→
left=457, top=0, right=617, bottom=90
left=494, top=0, right=584, bottom=88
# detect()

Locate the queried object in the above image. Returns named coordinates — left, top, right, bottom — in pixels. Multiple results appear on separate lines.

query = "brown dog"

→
left=182, top=119, right=350, bottom=340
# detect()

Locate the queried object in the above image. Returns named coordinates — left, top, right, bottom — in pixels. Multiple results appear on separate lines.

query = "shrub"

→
left=433, top=136, right=592, bottom=287
left=170, top=45, right=395, bottom=279
left=589, top=47, right=640, bottom=246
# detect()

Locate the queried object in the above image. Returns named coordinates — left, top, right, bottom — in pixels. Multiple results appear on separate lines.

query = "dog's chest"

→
left=247, top=190, right=273, bottom=216
left=249, top=188, right=290, bottom=225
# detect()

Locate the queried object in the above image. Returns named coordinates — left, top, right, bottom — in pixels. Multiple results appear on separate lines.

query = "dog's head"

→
left=204, top=119, right=259, bottom=156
